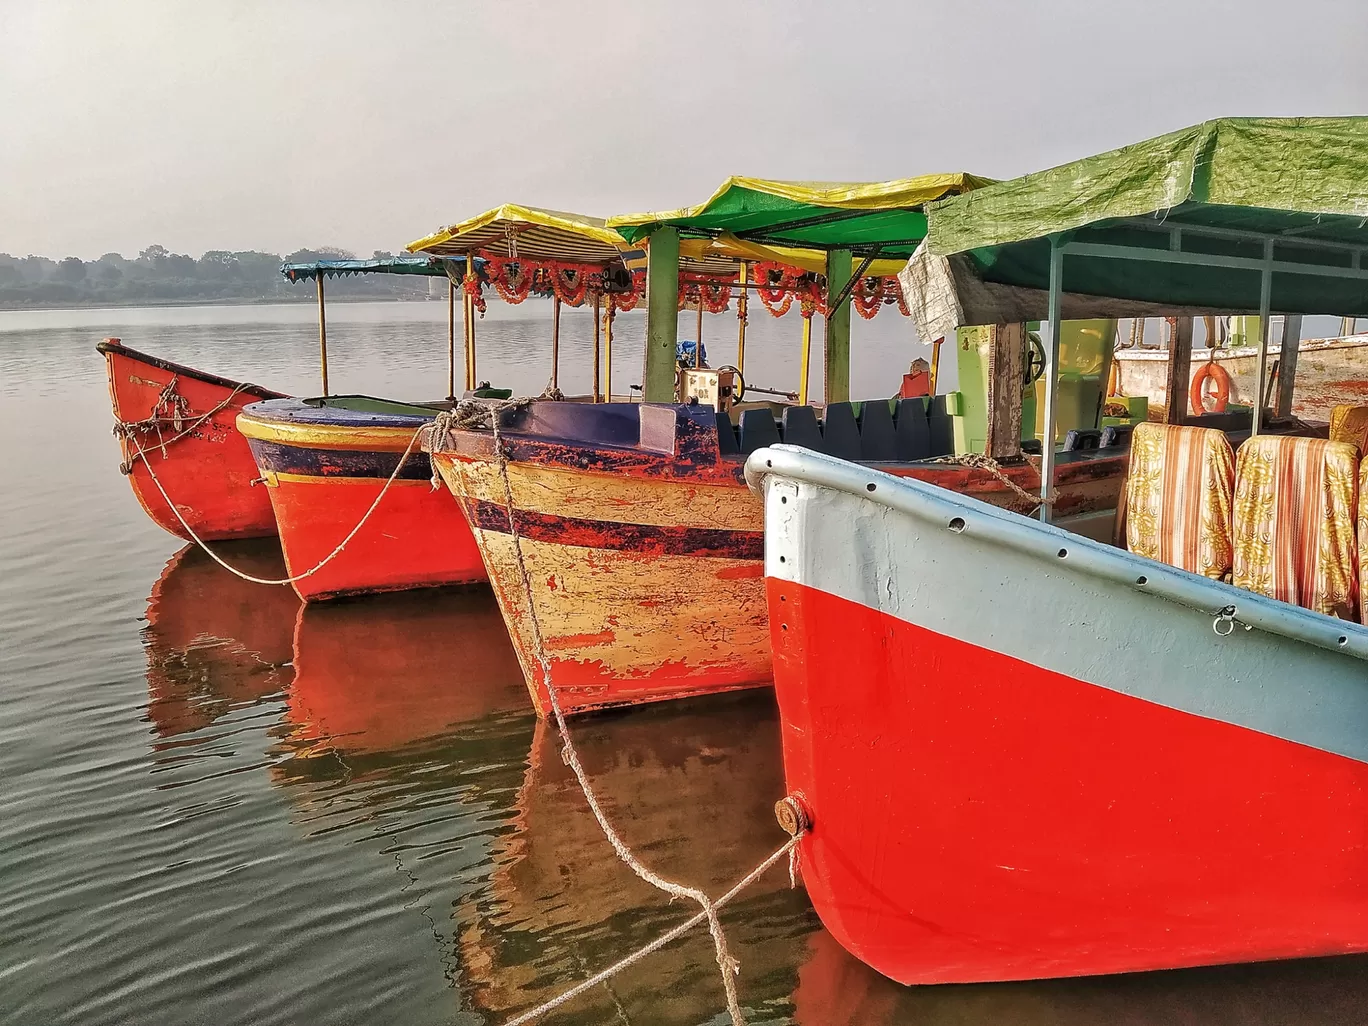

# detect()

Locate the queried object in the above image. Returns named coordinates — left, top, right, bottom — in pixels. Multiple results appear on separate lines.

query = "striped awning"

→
left=408, top=204, right=627, bottom=265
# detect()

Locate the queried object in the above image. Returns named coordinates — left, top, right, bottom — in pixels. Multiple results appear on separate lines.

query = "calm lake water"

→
left=4, top=300, right=1368, bottom=1025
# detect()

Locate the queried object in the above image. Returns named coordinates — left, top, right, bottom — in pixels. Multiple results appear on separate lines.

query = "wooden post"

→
left=1251, top=243, right=1273, bottom=437
left=929, top=338, right=943, bottom=395
left=467, top=254, right=478, bottom=388
left=642, top=226, right=680, bottom=403
left=461, top=281, right=472, bottom=392
left=1164, top=316, right=1194, bottom=425
left=1341, top=316, right=1356, bottom=338
left=446, top=277, right=456, bottom=400
left=798, top=314, right=814, bottom=406
left=985, top=323, right=1026, bottom=458
left=593, top=294, right=602, bottom=402
left=316, top=274, right=329, bottom=395
left=823, top=248, right=853, bottom=405
left=1275, top=314, right=1303, bottom=419
left=736, top=261, right=749, bottom=375
left=605, top=302, right=614, bottom=402
left=551, top=297, right=561, bottom=391
left=695, top=291, right=704, bottom=368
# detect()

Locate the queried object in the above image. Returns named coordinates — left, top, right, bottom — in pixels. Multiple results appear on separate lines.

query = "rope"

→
left=932, top=451, right=1054, bottom=511
left=113, top=378, right=259, bottom=473
left=127, top=425, right=426, bottom=586
left=468, top=399, right=771, bottom=1026
left=500, top=834, right=801, bottom=1026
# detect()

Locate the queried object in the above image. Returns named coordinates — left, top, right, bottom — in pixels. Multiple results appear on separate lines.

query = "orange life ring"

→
left=1189, top=361, right=1231, bottom=414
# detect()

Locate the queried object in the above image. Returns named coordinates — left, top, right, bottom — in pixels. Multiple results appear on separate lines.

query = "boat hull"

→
left=1114, top=334, right=1368, bottom=420
left=99, top=339, right=283, bottom=540
left=238, top=398, right=486, bottom=602
left=749, top=445, right=1368, bottom=984
left=428, top=402, right=1126, bottom=717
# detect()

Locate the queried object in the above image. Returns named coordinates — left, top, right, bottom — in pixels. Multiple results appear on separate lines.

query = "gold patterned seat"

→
left=1361, top=457, right=1368, bottom=626
left=1232, top=435, right=1360, bottom=621
left=1125, top=422, right=1235, bottom=579
left=1330, top=404, right=1368, bottom=454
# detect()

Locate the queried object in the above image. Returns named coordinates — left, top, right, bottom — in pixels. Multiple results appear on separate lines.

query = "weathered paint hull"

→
left=1114, top=334, right=1368, bottom=420
left=750, top=444, right=1368, bottom=985
left=238, top=398, right=486, bottom=603
left=99, top=339, right=283, bottom=540
left=427, top=402, right=1125, bottom=717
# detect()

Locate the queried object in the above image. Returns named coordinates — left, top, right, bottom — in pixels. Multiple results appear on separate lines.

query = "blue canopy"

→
left=280, top=255, right=472, bottom=283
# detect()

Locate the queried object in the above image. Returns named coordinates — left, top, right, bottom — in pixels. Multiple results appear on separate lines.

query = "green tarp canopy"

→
left=907, top=118, right=1368, bottom=336
left=280, top=255, right=469, bottom=282
left=609, top=175, right=991, bottom=259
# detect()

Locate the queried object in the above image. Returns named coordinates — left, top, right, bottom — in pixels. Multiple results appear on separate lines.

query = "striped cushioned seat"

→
left=1232, top=435, right=1360, bottom=621
left=1330, top=404, right=1368, bottom=454
left=1361, top=457, right=1368, bottom=625
left=1125, top=422, right=1235, bottom=579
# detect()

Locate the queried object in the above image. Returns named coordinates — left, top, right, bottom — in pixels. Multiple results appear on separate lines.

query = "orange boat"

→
left=100, top=338, right=284, bottom=540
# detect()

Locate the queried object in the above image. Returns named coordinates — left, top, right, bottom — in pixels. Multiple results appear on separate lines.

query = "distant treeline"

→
left=0, top=245, right=441, bottom=308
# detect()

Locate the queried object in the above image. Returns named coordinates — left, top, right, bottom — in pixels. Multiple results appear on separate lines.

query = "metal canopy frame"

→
left=1037, top=218, right=1360, bottom=521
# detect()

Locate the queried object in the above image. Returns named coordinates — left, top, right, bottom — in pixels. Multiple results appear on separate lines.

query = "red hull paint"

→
left=769, top=577, right=1368, bottom=984
left=265, top=475, right=485, bottom=602
left=100, top=340, right=281, bottom=540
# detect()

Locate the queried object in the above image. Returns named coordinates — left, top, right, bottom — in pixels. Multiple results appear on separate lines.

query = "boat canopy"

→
left=408, top=204, right=627, bottom=265
left=609, top=175, right=991, bottom=262
left=280, top=255, right=469, bottom=282
left=903, top=117, right=1368, bottom=340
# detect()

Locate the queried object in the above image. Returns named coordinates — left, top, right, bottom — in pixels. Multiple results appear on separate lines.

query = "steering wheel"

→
left=1024, top=333, right=1047, bottom=387
left=717, top=365, right=747, bottom=403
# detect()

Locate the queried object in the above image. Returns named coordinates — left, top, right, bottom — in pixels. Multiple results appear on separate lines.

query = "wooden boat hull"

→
left=748, top=444, right=1368, bottom=985
left=99, top=339, right=283, bottom=540
left=237, top=398, right=486, bottom=602
left=1114, top=334, right=1368, bottom=420
left=428, top=402, right=1125, bottom=717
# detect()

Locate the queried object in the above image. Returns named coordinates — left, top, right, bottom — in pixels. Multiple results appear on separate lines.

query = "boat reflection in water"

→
left=142, top=540, right=300, bottom=740
left=455, top=690, right=816, bottom=1025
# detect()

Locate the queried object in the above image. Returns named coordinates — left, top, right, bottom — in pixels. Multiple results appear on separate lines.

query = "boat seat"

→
left=1101, top=424, right=1133, bottom=449
left=1232, top=434, right=1360, bottom=621
left=1064, top=428, right=1103, bottom=451
left=1330, top=404, right=1368, bottom=454
left=781, top=406, right=825, bottom=453
left=927, top=395, right=954, bottom=457
left=894, top=397, right=931, bottom=461
left=738, top=407, right=782, bottom=454
left=1124, top=422, right=1235, bottom=580
left=715, top=409, right=739, bottom=456
left=859, top=400, right=899, bottom=461
left=822, top=402, right=862, bottom=461
left=1021, top=438, right=1043, bottom=455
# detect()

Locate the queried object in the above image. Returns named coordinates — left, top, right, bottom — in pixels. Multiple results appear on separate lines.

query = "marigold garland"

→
left=852, top=276, right=885, bottom=320
left=462, top=271, right=487, bottom=315
left=547, top=262, right=588, bottom=307
left=482, top=254, right=533, bottom=305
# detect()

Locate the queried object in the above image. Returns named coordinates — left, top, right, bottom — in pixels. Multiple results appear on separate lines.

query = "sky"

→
left=2, top=0, right=1366, bottom=260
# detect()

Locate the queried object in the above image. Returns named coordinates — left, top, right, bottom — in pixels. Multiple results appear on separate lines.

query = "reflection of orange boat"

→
left=100, top=338, right=284, bottom=540
left=455, top=692, right=813, bottom=1024
left=143, top=541, right=300, bottom=738
left=285, top=588, right=528, bottom=755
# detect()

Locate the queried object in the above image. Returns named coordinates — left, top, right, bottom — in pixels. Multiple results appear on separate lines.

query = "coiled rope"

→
left=113, top=376, right=259, bottom=474
left=428, top=401, right=802, bottom=1026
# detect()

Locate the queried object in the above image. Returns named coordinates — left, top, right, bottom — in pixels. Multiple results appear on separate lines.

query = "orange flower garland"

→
left=482, top=254, right=533, bottom=305
left=462, top=270, right=487, bottom=315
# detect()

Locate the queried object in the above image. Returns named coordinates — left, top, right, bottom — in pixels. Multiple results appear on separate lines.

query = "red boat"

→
left=99, top=338, right=284, bottom=540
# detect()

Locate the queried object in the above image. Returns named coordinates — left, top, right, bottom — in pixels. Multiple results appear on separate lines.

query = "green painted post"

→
left=823, top=248, right=853, bottom=405
left=642, top=226, right=680, bottom=403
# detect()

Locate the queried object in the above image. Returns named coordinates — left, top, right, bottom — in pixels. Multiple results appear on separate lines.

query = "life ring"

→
left=1189, top=361, right=1231, bottom=414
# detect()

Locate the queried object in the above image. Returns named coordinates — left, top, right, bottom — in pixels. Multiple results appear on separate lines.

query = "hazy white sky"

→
left=2, top=0, right=1365, bottom=259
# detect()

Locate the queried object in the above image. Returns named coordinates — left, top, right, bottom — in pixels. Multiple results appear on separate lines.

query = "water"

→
left=4, top=300, right=1367, bottom=1025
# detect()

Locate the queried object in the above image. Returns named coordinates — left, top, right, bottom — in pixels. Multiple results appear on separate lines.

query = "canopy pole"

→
left=736, top=261, right=748, bottom=375
left=695, top=292, right=704, bottom=369
left=1163, top=317, right=1193, bottom=425
left=605, top=303, right=615, bottom=402
left=823, top=249, right=853, bottom=405
left=929, top=338, right=942, bottom=394
left=447, top=278, right=456, bottom=400
left=798, top=314, right=813, bottom=406
left=593, top=294, right=602, bottom=402
left=1275, top=314, right=1304, bottom=419
left=467, top=253, right=478, bottom=389
left=551, top=297, right=561, bottom=391
left=316, top=274, right=329, bottom=395
left=1251, top=242, right=1273, bottom=438
left=642, top=227, right=680, bottom=403
left=1039, top=237, right=1063, bottom=523
left=461, top=277, right=473, bottom=392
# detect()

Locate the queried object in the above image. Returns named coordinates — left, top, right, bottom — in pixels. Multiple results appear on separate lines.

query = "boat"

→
left=748, top=117, right=1368, bottom=985
left=236, top=255, right=485, bottom=602
left=1113, top=328, right=1368, bottom=421
left=99, top=338, right=284, bottom=540
left=420, top=179, right=1131, bottom=717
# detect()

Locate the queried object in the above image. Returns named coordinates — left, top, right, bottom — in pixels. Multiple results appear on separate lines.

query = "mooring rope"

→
left=127, top=424, right=426, bottom=587
left=931, top=451, right=1054, bottom=511
left=113, top=378, right=259, bottom=473
left=453, top=399, right=797, bottom=1026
